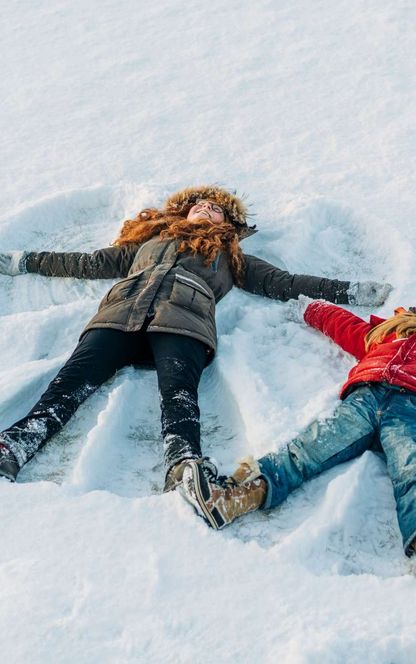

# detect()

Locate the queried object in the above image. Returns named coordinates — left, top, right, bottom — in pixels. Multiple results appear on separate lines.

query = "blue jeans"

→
left=258, top=383, right=416, bottom=556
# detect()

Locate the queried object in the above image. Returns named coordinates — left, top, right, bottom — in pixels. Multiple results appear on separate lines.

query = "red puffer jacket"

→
left=304, top=301, right=416, bottom=398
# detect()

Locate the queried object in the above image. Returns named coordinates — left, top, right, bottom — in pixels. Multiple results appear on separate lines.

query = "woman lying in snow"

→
left=0, top=186, right=390, bottom=489
left=181, top=299, right=416, bottom=558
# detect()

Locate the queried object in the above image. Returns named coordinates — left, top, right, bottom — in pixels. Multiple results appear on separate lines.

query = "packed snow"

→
left=1, top=0, right=416, bottom=662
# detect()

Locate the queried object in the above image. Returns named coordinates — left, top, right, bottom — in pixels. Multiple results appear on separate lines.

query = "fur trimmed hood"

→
left=164, top=185, right=257, bottom=237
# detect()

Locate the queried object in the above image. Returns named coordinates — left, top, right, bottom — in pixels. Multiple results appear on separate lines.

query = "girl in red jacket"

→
left=181, top=300, right=416, bottom=557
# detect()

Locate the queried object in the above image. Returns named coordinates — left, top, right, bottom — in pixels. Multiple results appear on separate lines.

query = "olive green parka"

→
left=25, top=236, right=351, bottom=359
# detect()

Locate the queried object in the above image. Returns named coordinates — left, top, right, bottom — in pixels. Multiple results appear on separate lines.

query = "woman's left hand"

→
left=0, top=251, right=27, bottom=276
left=348, top=281, right=393, bottom=307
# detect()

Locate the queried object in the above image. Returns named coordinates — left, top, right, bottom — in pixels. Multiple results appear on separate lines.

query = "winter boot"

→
left=226, top=455, right=262, bottom=485
left=0, top=444, right=19, bottom=482
left=406, top=536, right=416, bottom=558
left=181, top=459, right=267, bottom=530
left=163, top=456, right=218, bottom=492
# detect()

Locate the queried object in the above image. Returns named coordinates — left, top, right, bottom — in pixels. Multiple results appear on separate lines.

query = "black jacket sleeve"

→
left=25, top=245, right=140, bottom=279
left=241, top=254, right=351, bottom=304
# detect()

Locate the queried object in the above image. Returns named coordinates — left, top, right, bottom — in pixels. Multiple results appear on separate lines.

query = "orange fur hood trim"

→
left=164, top=185, right=257, bottom=237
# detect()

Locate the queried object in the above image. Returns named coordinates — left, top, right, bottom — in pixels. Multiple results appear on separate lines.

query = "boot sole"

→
left=185, top=461, right=225, bottom=530
left=0, top=472, right=16, bottom=482
left=0, top=457, right=19, bottom=482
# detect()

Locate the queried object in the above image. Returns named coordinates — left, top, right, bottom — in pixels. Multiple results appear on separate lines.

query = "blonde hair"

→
left=364, top=311, right=416, bottom=351
left=113, top=208, right=246, bottom=285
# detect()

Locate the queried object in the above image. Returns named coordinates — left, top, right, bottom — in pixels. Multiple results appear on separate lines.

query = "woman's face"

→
left=187, top=199, right=225, bottom=224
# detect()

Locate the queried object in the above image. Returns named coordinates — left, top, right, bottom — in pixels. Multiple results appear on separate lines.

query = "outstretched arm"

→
left=242, top=254, right=350, bottom=304
left=241, top=254, right=392, bottom=306
left=303, top=300, right=372, bottom=359
left=0, top=245, right=139, bottom=279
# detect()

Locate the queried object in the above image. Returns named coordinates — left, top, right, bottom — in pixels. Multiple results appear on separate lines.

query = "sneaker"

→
left=163, top=456, right=218, bottom=492
left=181, top=459, right=266, bottom=530
left=0, top=444, right=19, bottom=482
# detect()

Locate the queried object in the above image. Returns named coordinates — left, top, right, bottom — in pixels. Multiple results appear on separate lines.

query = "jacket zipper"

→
left=175, top=274, right=211, bottom=297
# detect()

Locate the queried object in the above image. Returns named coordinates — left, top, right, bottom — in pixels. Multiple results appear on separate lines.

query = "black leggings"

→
left=1, top=328, right=208, bottom=477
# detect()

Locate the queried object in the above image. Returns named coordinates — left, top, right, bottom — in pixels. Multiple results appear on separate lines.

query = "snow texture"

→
left=1, top=0, right=416, bottom=662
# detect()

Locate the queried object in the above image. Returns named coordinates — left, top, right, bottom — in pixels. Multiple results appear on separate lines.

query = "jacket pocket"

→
left=103, top=272, right=144, bottom=305
left=170, top=273, right=213, bottom=318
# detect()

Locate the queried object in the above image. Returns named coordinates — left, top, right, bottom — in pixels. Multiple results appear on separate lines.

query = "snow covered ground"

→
left=1, top=0, right=416, bottom=661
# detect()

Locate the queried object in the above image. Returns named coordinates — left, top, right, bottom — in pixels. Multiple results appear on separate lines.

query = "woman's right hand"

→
left=0, top=251, right=27, bottom=276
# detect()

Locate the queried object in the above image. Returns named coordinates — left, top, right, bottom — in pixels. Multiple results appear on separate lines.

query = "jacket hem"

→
left=341, top=379, right=416, bottom=400
left=79, top=322, right=145, bottom=339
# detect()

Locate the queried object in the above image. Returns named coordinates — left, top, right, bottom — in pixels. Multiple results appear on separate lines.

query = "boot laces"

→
left=198, top=458, right=235, bottom=488
left=199, top=457, right=219, bottom=483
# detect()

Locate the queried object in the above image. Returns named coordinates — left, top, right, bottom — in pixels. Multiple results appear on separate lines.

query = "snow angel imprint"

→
left=0, top=186, right=391, bottom=491
left=181, top=300, right=416, bottom=558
